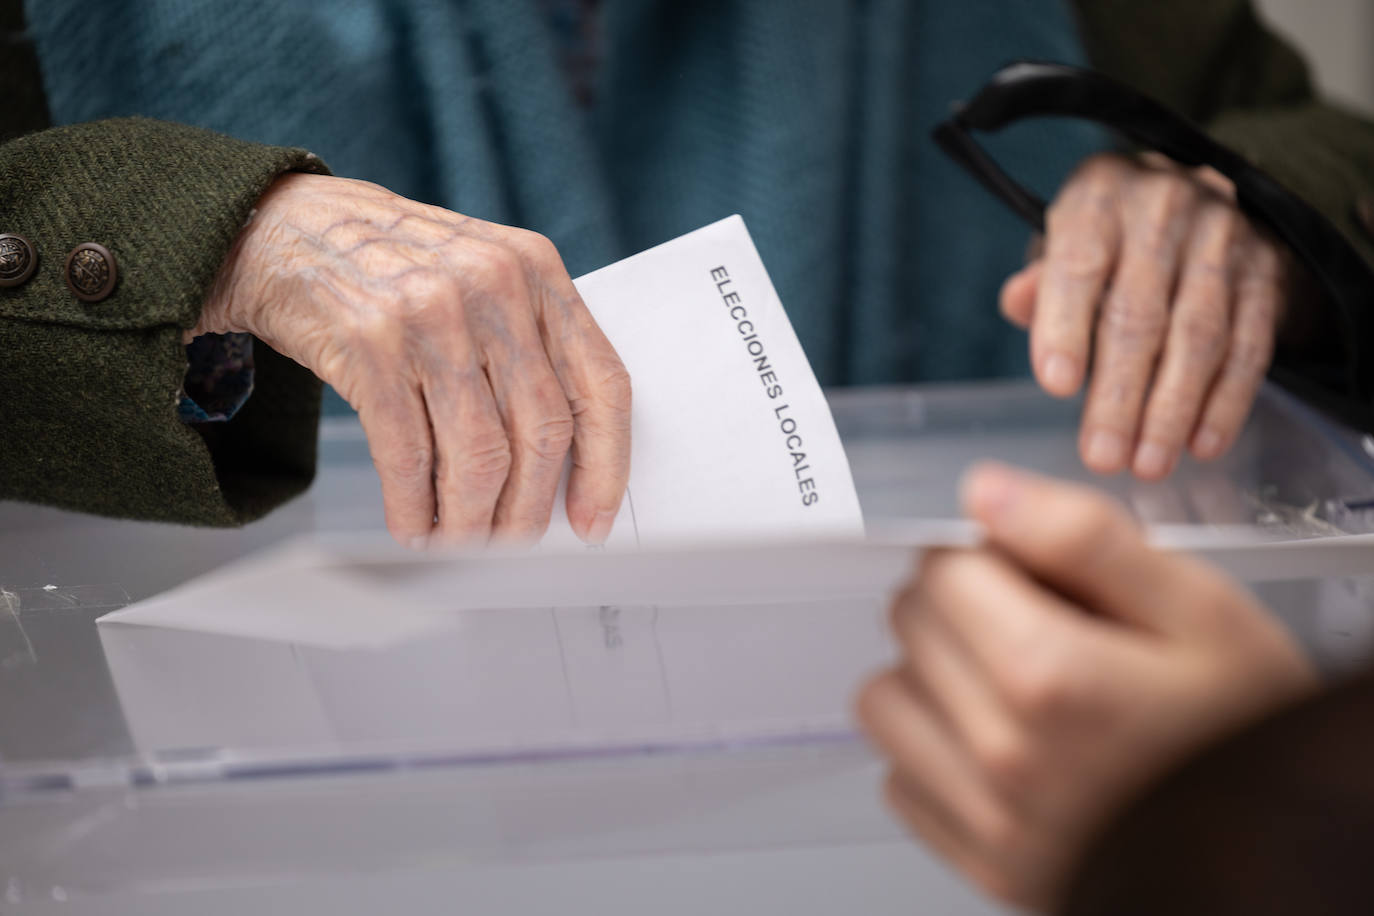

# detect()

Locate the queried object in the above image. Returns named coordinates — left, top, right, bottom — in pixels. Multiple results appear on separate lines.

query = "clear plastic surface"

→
left=1, top=381, right=1372, bottom=909
left=2, top=381, right=1373, bottom=782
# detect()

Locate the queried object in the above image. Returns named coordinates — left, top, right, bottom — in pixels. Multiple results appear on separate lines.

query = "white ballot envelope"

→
left=544, top=214, right=864, bottom=550
left=96, top=538, right=920, bottom=756
left=95, top=520, right=1374, bottom=762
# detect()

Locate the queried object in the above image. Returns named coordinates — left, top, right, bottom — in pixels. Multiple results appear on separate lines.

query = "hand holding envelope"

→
left=195, top=173, right=633, bottom=548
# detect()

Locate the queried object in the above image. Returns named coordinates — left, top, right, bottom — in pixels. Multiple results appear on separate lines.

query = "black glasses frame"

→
left=934, top=60, right=1373, bottom=426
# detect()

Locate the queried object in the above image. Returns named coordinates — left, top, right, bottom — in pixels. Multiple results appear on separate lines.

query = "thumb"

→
left=999, top=259, right=1042, bottom=330
left=960, top=462, right=1219, bottom=637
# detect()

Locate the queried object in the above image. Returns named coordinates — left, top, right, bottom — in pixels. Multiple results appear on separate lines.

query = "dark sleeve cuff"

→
left=1210, top=104, right=1374, bottom=430
left=0, top=117, right=329, bottom=524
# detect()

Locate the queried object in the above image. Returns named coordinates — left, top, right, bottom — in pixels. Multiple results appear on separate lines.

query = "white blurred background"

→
left=1257, top=0, right=1374, bottom=111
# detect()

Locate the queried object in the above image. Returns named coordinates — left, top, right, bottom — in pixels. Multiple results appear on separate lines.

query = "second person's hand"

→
left=193, top=173, right=633, bottom=548
left=1001, top=152, right=1301, bottom=480
left=856, top=463, right=1316, bottom=911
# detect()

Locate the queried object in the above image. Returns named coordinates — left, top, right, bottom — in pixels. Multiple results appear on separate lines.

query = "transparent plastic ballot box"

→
left=1, top=379, right=1373, bottom=914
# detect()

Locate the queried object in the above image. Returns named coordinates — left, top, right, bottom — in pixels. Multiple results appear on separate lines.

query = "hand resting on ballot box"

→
left=1001, top=152, right=1318, bottom=481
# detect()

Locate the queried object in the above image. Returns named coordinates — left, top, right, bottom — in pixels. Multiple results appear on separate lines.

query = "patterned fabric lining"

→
left=177, top=332, right=254, bottom=423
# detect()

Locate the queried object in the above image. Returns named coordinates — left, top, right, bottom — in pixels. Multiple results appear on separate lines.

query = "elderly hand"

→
left=1001, top=152, right=1299, bottom=480
left=193, top=173, right=632, bottom=548
left=856, top=463, right=1315, bottom=912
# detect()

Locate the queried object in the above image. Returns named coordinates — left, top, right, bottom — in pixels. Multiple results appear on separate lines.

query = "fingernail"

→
left=1084, top=430, right=1127, bottom=472
left=1133, top=441, right=1174, bottom=479
left=584, top=509, right=618, bottom=545
left=1041, top=353, right=1078, bottom=395
left=407, top=535, right=430, bottom=552
left=1193, top=427, right=1224, bottom=459
left=962, top=463, right=1023, bottom=520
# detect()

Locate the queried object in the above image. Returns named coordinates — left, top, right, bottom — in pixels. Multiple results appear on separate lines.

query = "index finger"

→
left=1033, top=157, right=1125, bottom=396
left=960, top=462, right=1230, bottom=638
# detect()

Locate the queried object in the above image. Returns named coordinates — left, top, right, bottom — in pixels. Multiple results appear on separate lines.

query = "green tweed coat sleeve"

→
left=2, top=1, right=331, bottom=526
left=1074, top=0, right=1374, bottom=422
left=0, top=119, right=330, bottom=525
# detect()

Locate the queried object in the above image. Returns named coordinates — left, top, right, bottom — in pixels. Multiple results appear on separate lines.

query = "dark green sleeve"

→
left=1073, top=0, right=1374, bottom=426
left=0, top=118, right=329, bottom=525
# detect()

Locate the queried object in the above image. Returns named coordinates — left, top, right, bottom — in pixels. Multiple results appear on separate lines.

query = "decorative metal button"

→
left=65, top=242, right=118, bottom=302
left=0, top=233, right=37, bottom=287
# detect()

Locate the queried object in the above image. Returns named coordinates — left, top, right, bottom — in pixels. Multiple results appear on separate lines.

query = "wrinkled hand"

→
left=1001, top=152, right=1298, bottom=480
left=194, top=173, right=632, bottom=548
left=856, top=463, right=1315, bottom=912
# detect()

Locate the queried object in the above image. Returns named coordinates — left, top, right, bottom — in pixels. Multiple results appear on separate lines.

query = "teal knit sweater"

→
left=28, top=0, right=1104, bottom=395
